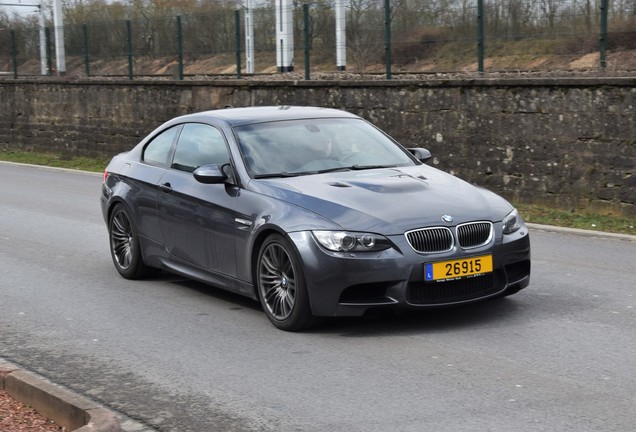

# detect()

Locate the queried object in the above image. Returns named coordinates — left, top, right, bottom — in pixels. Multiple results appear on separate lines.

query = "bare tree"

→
left=347, top=0, right=384, bottom=71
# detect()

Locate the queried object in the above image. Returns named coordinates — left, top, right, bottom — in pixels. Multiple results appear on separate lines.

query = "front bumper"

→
left=289, top=225, right=531, bottom=317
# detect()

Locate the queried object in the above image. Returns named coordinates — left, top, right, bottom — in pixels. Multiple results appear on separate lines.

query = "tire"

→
left=108, top=203, right=153, bottom=279
left=256, top=234, right=319, bottom=331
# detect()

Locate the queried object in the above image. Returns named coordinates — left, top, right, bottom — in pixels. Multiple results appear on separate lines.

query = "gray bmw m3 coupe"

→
left=101, top=106, right=530, bottom=331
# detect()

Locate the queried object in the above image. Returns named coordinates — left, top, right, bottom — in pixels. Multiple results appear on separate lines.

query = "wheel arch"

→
left=249, top=227, right=302, bottom=298
left=251, top=228, right=320, bottom=331
left=107, top=198, right=157, bottom=273
left=106, top=197, right=130, bottom=226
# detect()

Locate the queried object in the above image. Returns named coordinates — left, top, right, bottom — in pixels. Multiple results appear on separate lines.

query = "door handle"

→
left=159, top=182, right=173, bottom=193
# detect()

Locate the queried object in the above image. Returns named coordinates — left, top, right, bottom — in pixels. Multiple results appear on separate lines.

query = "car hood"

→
left=248, top=165, right=513, bottom=234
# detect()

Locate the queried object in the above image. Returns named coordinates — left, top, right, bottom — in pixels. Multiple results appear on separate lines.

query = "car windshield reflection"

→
left=235, top=118, right=415, bottom=178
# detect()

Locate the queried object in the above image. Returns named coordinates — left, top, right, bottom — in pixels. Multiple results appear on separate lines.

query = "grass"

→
left=516, top=204, right=635, bottom=236
left=0, top=150, right=110, bottom=173
left=2, top=150, right=634, bottom=236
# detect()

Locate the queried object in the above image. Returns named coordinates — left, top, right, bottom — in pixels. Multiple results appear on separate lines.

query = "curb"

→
left=527, top=222, right=636, bottom=243
left=0, top=160, right=103, bottom=177
left=0, top=365, right=121, bottom=432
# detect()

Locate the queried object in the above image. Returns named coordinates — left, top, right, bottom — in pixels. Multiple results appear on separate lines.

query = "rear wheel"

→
left=108, top=203, right=153, bottom=279
left=256, top=234, right=319, bottom=331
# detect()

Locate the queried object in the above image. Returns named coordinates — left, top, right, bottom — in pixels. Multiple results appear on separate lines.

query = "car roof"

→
left=172, top=106, right=360, bottom=127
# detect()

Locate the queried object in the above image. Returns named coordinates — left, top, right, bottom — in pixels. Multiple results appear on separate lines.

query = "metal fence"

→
left=1, top=0, right=634, bottom=80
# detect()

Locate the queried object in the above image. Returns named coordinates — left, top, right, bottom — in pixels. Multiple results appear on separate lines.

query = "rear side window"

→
left=143, top=126, right=180, bottom=167
left=172, top=124, right=229, bottom=173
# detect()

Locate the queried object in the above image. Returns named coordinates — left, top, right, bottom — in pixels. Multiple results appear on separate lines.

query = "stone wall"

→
left=1, top=78, right=634, bottom=216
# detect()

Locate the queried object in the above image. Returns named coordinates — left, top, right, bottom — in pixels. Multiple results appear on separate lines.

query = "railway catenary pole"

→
left=275, top=0, right=294, bottom=72
left=244, top=0, right=254, bottom=74
left=52, top=0, right=65, bottom=74
left=335, top=0, right=346, bottom=71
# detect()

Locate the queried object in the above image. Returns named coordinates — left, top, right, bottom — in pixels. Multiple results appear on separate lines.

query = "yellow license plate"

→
left=425, top=255, right=493, bottom=281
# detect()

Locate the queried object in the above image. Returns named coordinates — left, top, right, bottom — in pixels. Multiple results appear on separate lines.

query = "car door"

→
left=156, top=123, right=238, bottom=275
left=132, top=124, right=181, bottom=245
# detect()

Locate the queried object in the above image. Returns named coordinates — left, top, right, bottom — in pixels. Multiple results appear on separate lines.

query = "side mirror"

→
left=193, top=164, right=228, bottom=184
left=407, top=148, right=432, bottom=163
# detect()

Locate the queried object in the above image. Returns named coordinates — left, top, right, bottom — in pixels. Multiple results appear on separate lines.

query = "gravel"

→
left=0, top=369, right=63, bottom=432
left=0, top=390, right=63, bottom=432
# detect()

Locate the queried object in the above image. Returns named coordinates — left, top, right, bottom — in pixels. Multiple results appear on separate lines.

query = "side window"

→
left=143, top=126, right=180, bottom=167
left=172, top=124, right=229, bottom=173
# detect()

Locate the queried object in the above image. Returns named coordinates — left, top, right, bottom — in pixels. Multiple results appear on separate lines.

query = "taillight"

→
left=103, top=169, right=109, bottom=184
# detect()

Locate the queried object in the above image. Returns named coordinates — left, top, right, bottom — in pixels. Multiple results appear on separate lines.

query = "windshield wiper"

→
left=254, top=166, right=394, bottom=178
left=351, top=164, right=397, bottom=170
left=254, top=166, right=352, bottom=179
left=315, top=166, right=352, bottom=174
left=253, top=172, right=304, bottom=179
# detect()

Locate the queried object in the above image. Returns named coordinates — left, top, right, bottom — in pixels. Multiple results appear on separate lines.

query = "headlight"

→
left=312, top=231, right=392, bottom=252
left=502, top=208, right=522, bottom=234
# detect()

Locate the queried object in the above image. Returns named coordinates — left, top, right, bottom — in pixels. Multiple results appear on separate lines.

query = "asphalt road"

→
left=1, top=162, right=635, bottom=432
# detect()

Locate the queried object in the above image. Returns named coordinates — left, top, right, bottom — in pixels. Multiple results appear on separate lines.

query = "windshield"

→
left=234, top=118, right=416, bottom=178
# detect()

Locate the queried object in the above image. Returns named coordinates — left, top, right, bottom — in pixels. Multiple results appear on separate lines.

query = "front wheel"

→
left=108, top=203, right=154, bottom=279
left=256, top=234, right=319, bottom=331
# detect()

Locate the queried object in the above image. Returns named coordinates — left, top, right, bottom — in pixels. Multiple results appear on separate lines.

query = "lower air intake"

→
left=406, top=273, right=502, bottom=305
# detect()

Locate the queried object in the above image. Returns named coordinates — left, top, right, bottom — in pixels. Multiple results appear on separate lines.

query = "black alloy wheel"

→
left=108, top=203, right=153, bottom=279
left=256, top=234, right=319, bottom=331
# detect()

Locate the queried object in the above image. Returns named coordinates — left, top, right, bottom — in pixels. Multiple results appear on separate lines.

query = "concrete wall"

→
left=1, top=78, right=634, bottom=216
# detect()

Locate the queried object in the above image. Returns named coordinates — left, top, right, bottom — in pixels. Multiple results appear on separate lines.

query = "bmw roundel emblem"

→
left=441, top=214, right=454, bottom=223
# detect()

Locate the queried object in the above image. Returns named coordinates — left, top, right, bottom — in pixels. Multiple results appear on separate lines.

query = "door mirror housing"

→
left=193, top=164, right=228, bottom=184
left=407, top=148, right=432, bottom=163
